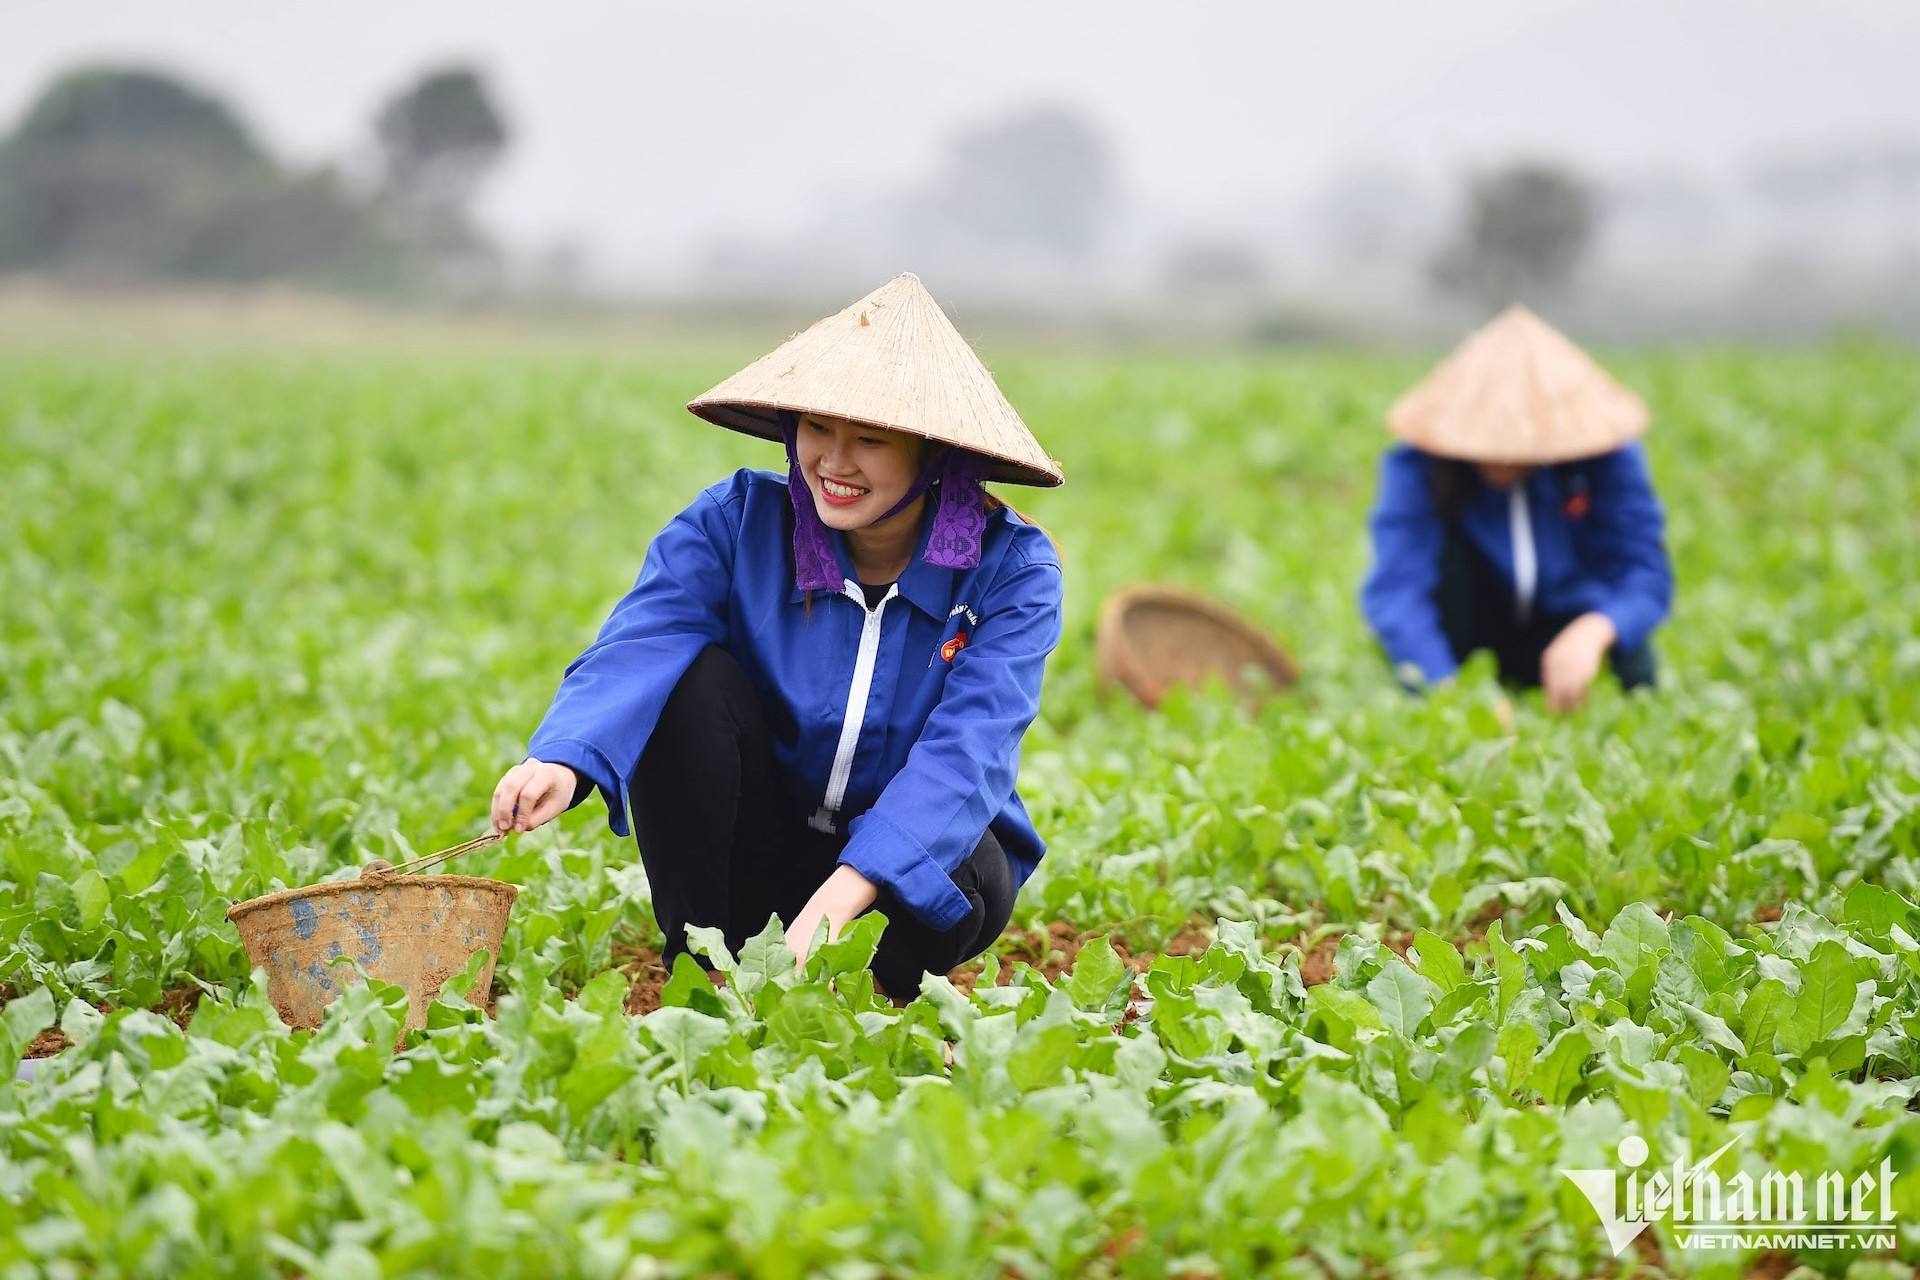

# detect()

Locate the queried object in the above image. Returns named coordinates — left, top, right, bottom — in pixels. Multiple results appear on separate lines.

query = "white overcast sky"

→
left=6, top=0, right=1919, bottom=280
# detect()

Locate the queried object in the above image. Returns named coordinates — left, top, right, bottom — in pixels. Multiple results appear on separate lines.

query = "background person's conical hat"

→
left=688, top=274, right=1063, bottom=487
left=1387, top=304, right=1649, bottom=465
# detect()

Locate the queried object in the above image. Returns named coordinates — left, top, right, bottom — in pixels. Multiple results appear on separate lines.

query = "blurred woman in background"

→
left=490, top=274, right=1064, bottom=998
left=1362, top=305, right=1672, bottom=712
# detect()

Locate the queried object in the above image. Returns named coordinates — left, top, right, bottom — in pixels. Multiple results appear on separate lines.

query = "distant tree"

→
left=905, top=106, right=1114, bottom=263
left=374, top=67, right=508, bottom=220
left=0, top=65, right=396, bottom=285
left=1433, top=162, right=1597, bottom=305
left=8, top=66, right=260, bottom=164
left=0, top=67, right=264, bottom=272
left=369, top=66, right=509, bottom=292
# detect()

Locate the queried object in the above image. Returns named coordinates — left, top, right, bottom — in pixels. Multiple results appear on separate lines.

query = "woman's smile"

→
left=818, top=475, right=872, bottom=506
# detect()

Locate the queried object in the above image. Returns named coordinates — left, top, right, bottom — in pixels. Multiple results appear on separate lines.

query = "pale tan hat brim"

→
left=1387, top=304, right=1649, bottom=465
left=688, top=274, right=1063, bottom=488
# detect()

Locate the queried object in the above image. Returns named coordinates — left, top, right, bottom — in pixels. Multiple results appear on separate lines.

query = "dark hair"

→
left=1422, top=455, right=1482, bottom=523
left=982, top=492, right=1062, bottom=560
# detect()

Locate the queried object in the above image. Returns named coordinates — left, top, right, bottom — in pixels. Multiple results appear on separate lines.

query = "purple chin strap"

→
left=777, top=410, right=990, bottom=592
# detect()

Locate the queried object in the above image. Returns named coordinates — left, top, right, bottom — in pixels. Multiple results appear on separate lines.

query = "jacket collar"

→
left=787, top=511, right=957, bottom=620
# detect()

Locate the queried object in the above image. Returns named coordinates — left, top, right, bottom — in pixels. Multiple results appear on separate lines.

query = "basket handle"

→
left=375, top=829, right=508, bottom=877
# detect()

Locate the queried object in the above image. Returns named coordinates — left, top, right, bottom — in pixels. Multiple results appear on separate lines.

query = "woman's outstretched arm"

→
left=493, top=478, right=741, bottom=834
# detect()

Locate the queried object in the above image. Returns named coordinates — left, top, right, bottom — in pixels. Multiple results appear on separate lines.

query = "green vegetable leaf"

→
left=1676, top=1000, right=1746, bottom=1057
left=1498, top=1020, right=1540, bottom=1093
left=1740, top=978, right=1791, bottom=1055
left=1677, top=1044, right=1733, bottom=1108
left=1, top=986, right=57, bottom=1078
left=1064, top=934, right=1129, bottom=1014
left=1412, top=929, right=1466, bottom=994
left=1599, top=902, right=1669, bottom=974
left=72, top=869, right=111, bottom=931
left=1006, top=1020, right=1080, bottom=1091
left=659, top=952, right=727, bottom=1017
left=576, top=967, right=629, bottom=1018
left=1486, top=920, right=1529, bottom=1022
left=1780, top=941, right=1863, bottom=1055
left=1308, top=984, right=1387, bottom=1051
left=1365, top=960, right=1430, bottom=1038
left=1555, top=903, right=1603, bottom=959
left=1532, top=1027, right=1594, bottom=1104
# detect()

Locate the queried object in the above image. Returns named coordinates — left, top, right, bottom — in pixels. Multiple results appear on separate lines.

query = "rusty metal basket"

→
left=1094, top=584, right=1298, bottom=710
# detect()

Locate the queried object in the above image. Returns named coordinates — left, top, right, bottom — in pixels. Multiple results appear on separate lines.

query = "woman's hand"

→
left=1541, top=612, right=1617, bottom=713
left=785, top=865, right=879, bottom=968
left=491, top=758, right=580, bottom=833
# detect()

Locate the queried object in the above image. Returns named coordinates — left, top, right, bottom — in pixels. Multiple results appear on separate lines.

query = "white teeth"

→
left=822, top=479, right=867, bottom=498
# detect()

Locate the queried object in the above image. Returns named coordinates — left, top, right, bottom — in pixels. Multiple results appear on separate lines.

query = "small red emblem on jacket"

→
left=1564, top=492, right=1591, bottom=519
left=941, top=632, right=968, bottom=662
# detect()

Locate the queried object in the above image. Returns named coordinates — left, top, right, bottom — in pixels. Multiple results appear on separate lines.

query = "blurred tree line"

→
left=1432, top=163, right=1597, bottom=309
left=0, top=64, right=507, bottom=294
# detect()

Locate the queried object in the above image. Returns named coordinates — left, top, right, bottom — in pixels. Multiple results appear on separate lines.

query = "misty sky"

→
left=6, top=0, right=1919, bottom=283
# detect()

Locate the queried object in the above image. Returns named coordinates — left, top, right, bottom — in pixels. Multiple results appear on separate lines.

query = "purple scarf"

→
left=777, top=411, right=990, bottom=591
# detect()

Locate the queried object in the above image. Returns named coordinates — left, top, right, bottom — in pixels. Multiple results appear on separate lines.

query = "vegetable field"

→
left=3, top=341, right=1920, bottom=1278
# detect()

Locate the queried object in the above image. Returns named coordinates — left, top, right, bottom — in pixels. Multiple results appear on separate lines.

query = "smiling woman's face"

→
left=793, top=413, right=927, bottom=531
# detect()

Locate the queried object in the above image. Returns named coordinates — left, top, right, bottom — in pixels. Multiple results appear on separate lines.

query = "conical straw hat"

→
left=1387, top=305, right=1648, bottom=465
left=688, top=274, right=1063, bottom=487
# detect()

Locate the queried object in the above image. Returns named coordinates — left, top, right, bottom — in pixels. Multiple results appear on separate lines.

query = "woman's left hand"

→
left=786, top=864, right=879, bottom=969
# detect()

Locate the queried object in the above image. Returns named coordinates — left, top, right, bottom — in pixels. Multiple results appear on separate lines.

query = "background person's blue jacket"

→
left=1361, top=443, right=1672, bottom=683
left=527, top=467, right=1064, bottom=931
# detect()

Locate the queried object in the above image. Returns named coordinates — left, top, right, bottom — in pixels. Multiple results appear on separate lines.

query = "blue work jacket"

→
left=527, top=468, right=1064, bottom=931
left=1361, top=443, right=1672, bottom=683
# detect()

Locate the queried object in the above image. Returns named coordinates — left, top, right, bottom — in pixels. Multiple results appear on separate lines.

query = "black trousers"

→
left=629, top=645, right=1015, bottom=997
left=1436, top=527, right=1656, bottom=689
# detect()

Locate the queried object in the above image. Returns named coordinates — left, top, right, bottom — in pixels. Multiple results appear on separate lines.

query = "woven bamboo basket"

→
left=1095, top=584, right=1298, bottom=709
left=226, top=835, right=517, bottom=1030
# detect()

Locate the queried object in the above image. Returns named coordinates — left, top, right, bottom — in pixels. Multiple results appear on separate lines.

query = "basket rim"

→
left=225, top=873, right=520, bottom=924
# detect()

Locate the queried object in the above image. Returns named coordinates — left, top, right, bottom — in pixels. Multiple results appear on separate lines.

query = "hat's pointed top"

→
left=688, top=273, right=1062, bottom=487
left=1386, top=304, right=1649, bottom=465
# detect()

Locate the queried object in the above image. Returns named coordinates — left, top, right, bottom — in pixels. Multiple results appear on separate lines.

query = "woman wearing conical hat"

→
left=488, top=275, right=1064, bottom=995
left=1361, top=306, right=1672, bottom=711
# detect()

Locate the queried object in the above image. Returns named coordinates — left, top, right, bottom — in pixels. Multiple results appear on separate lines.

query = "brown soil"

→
left=1631, top=1225, right=1664, bottom=1270
left=26, top=1027, right=71, bottom=1059
left=614, top=942, right=673, bottom=1017
left=996, top=919, right=1087, bottom=983
left=1453, top=898, right=1511, bottom=955
left=16, top=986, right=199, bottom=1059
left=946, top=964, right=985, bottom=997
left=1467, top=896, right=1510, bottom=930
left=1161, top=923, right=1212, bottom=957
left=1099, top=1226, right=1144, bottom=1260
left=1295, top=933, right=1341, bottom=987
left=952, top=916, right=1443, bottom=994
left=159, top=986, right=200, bottom=1030
left=953, top=918, right=1216, bottom=993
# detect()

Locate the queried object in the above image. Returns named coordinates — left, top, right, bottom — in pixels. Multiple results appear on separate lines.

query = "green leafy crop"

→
left=3, top=341, right=1919, bottom=1276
